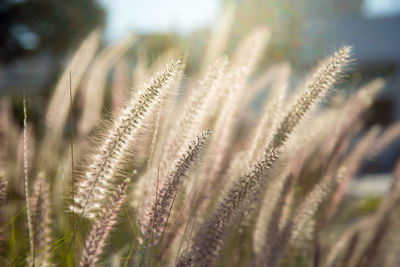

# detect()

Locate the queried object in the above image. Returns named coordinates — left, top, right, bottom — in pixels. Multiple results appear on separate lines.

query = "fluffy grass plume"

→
left=30, top=175, right=52, bottom=266
left=0, top=172, right=7, bottom=250
left=0, top=173, right=7, bottom=206
left=1, top=12, right=400, bottom=267
left=179, top=46, right=352, bottom=266
left=143, top=130, right=211, bottom=243
left=23, top=95, right=35, bottom=264
left=73, top=59, right=184, bottom=219
left=80, top=179, right=129, bottom=267
left=79, top=35, right=136, bottom=136
left=271, top=46, right=351, bottom=148
left=45, top=30, right=100, bottom=143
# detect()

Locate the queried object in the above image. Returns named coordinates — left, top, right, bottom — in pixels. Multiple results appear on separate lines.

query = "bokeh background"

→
left=0, top=0, right=399, bottom=179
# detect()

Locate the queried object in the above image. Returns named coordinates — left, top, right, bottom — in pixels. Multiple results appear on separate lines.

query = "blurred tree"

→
left=224, top=0, right=303, bottom=67
left=0, top=0, right=105, bottom=63
left=224, top=0, right=363, bottom=67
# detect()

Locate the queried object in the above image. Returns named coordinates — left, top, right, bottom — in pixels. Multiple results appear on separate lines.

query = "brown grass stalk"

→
left=143, top=130, right=211, bottom=244
left=178, top=46, right=351, bottom=266
left=31, top=175, right=52, bottom=266
left=73, top=59, right=184, bottom=219
left=79, top=35, right=136, bottom=136
left=80, top=179, right=129, bottom=267
left=45, top=29, right=100, bottom=143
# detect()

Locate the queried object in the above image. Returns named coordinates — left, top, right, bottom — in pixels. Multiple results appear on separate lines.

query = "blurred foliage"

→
left=226, top=0, right=303, bottom=66
left=0, top=0, right=104, bottom=63
left=223, top=0, right=364, bottom=68
left=355, top=196, right=381, bottom=214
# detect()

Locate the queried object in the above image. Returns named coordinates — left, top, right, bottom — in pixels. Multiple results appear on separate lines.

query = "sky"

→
left=99, top=0, right=222, bottom=42
left=98, top=0, right=400, bottom=42
left=363, top=0, right=400, bottom=18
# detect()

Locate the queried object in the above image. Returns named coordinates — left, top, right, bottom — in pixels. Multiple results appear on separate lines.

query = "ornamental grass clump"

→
left=0, top=11, right=399, bottom=267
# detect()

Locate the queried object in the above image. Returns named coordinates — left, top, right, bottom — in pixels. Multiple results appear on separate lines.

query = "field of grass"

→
left=0, top=8, right=400, bottom=267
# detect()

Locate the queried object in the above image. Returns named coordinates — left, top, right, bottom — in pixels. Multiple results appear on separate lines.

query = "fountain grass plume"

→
left=80, top=179, right=129, bottom=267
left=144, top=130, right=211, bottom=244
left=31, top=175, right=52, bottom=266
left=179, top=46, right=352, bottom=266
left=73, top=59, right=184, bottom=219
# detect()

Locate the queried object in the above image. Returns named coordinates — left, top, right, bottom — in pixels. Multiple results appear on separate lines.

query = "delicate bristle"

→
left=30, top=175, right=52, bottom=266
left=73, top=59, right=184, bottom=219
left=1, top=16, right=397, bottom=267
left=80, top=179, right=129, bottom=267
left=143, top=130, right=211, bottom=244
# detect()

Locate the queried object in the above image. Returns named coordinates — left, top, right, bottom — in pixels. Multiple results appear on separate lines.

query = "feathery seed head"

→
left=182, top=148, right=279, bottom=266
left=181, top=46, right=351, bottom=266
left=45, top=29, right=101, bottom=142
left=80, top=179, right=129, bottom=267
left=73, top=59, right=184, bottom=219
left=271, top=46, right=352, bottom=149
left=0, top=173, right=7, bottom=206
left=143, top=130, right=211, bottom=243
left=30, top=174, right=52, bottom=266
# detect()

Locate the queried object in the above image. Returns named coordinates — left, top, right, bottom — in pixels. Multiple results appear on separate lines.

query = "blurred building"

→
left=0, top=0, right=104, bottom=94
left=228, top=0, right=400, bottom=172
left=299, top=0, right=400, bottom=173
left=227, top=0, right=400, bottom=122
left=0, top=51, right=59, bottom=94
left=299, top=0, right=400, bottom=123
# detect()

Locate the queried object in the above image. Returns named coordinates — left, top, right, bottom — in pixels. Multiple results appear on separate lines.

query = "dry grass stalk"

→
left=45, top=29, right=100, bottom=143
left=73, top=60, right=184, bottom=219
left=289, top=169, right=346, bottom=245
left=0, top=173, right=6, bottom=206
left=258, top=171, right=296, bottom=266
left=0, top=172, right=7, bottom=250
left=356, top=160, right=400, bottom=267
left=31, top=175, right=52, bottom=266
left=295, top=127, right=379, bottom=240
left=368, top=122, right=400, bottom=158
left=161, top=57, right=228, bottom=171
left=111, top=60, right=130, bottom=114
left=80, top=179, right=129, bottom=267
left=263, top=127, right=380, bottom=267
left=79, top=35, right=136, bottom=136
left=325, top=217, right=374, bottom=267
left=256, top=168, right=346, bottom=267
left=205, top=27, right=269, bottom=126
left=248, top=62, right=290, bottom=163
left=244, top=62, right=290, bottom=109
left=271, top=46, right=352, bottom=149
left=17, top=123, right=35, bottom=196
left=134, top=54, right=189, bottom=226
left=322, top=78, right=384, bottom=157
left=200, top=3, right=235, bottom=73
left=132, top=106, right=163, bottom=212
left=0, top=99, right=19, bottom=160
left=138, top=57, right=228, bottom=230
left=178, top=148, right=279, bottom=266
left=327, top=126, right=381, bottom=219
left=198, top=29, right=271, bottom=202
left=248, top=51, right=347, bottom=253
left=337, top=231, right=360, bottom=267
left=132, top=45, right=150, bottom=91
left=231, top=26, right=270, bottom=74
left=23, top=95, right=35, bottom=264
left=253, top=166, right=293, bottom=255
left=204, top=67, right=249, bottom=184
left=179, top=46, right=352, bottom=266
left=143, top=130, right=211, bottom=243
